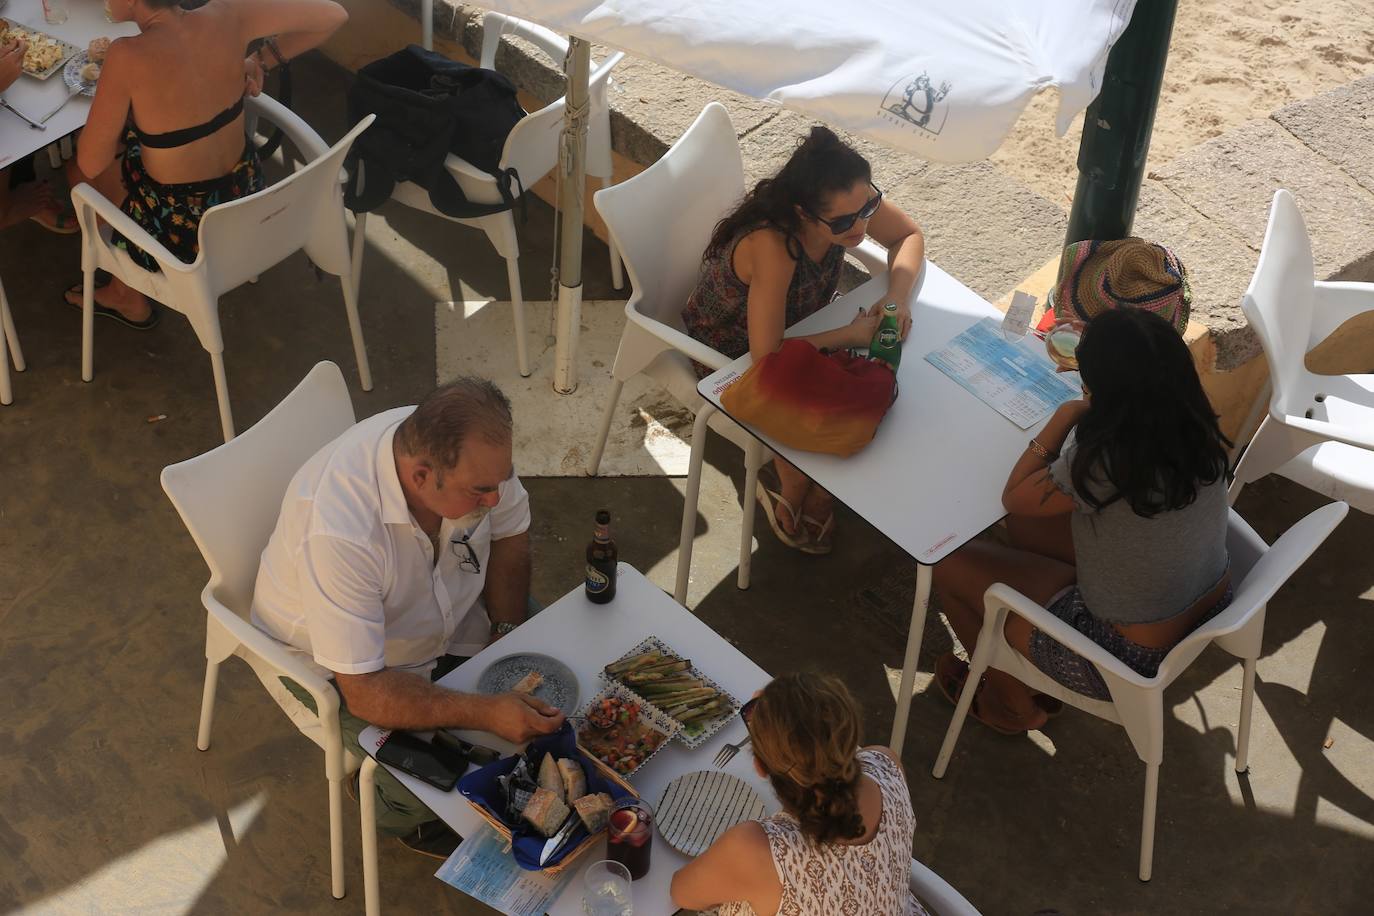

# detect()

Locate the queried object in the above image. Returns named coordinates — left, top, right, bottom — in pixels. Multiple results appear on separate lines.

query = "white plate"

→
left=603, top=635, right=741, bottom=749
left=475, top=652, right=580, bottom=716
left=62, top=49, right=96, bottom=97
left=656, top=770, right=768, bottom=857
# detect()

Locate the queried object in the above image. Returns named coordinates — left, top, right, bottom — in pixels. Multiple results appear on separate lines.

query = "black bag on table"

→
left=344, top=44, right=527, bottom=218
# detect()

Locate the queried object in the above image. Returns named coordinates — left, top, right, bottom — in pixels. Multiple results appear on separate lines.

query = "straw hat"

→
left=1050, top=238, right=1191, bottom=335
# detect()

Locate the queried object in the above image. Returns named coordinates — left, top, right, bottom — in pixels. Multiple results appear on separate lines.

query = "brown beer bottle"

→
left=585, top=509, right=617, bottom=603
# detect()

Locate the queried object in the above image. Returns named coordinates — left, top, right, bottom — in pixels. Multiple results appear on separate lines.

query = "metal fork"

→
left=712, top=734, right=751, bottom=768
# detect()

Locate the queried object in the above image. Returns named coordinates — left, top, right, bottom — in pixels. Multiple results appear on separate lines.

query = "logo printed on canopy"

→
left=880, top=72, right=951, bottom=137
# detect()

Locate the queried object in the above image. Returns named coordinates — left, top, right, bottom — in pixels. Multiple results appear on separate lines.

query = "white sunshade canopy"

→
left=476, top=0, right=1138, bottom=162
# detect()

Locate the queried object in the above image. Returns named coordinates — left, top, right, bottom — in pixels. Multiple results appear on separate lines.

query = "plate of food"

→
left=476, top=652, right=580, bottom=716
left=603, top=637, right=742, bottom=749
left=62, top=42, right=108, bottom=98
left=575, top=681, right=678, bottom=777
left=0, top=19, right=78, bottom=80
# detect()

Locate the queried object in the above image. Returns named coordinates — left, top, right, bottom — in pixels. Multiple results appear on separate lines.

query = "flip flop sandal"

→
left=30, top=207, right=80, bottom=235
left=799, top=513, right=834, bottom=555
left=755, top=482, right=811, bottom=551
left=934, top=652, right=1034, bottom=736
left=64, top=277, right=161, bottom=331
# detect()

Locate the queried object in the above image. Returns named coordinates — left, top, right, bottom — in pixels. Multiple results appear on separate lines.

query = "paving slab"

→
left=888, top=160, right=1068, bottom=303
left=1272, top=75, right=1374, bottom=200
left=1132, top=180, right=1261, bottom=370
left=1153, top=117, right=1374, bottom=282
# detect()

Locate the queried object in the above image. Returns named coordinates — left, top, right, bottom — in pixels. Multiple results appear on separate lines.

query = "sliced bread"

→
left=557, top=757, right=587, bottom=801
left=521, top=787, right=572, bottom=837
left=572, top=792, right=614, bottom=833
left=537, top=752, right=565, bottom=801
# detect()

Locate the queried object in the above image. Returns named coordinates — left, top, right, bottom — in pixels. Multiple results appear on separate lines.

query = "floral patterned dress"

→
left=682, top=227, right=844, bottom=378
left=113, top=127, right=264, bottom=271
left=716, top=750, right=930, bottom=916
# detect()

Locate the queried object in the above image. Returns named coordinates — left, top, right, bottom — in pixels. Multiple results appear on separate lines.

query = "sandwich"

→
left=572, top=792, right=613, bottom=833
left=521, top=787, right=570, bottom=837
left=557, top=757, right=587, bottom=801
left=538, top=752, right=565, bottom=801
left=512, top=671, right=543, bottom=695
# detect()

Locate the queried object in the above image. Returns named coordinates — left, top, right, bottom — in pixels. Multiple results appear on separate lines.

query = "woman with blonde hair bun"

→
left=671, top=672, right=929, bottom=915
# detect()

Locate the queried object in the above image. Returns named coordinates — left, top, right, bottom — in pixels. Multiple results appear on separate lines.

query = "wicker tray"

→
left=602, top=635, right=742, bottom=749
left=459, top=739, right=638, bottom=876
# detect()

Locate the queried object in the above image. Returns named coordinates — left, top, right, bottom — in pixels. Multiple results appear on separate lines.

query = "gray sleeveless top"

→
left=1050, top=430, right=1230, bottom=624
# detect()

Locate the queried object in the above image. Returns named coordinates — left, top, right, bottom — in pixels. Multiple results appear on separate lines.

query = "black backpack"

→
left=345, top=45, right=527, bottom=218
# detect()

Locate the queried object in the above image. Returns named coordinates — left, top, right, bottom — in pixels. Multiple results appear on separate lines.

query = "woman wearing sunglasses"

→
left=670, top=673, right=929, bottom=916
left=683, top=126, right=925, bottom=554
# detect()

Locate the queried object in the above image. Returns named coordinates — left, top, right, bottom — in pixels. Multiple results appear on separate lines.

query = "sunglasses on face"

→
left=806, top=184, right=882, bottom=235
left=741, top=696, right=759, bottom=730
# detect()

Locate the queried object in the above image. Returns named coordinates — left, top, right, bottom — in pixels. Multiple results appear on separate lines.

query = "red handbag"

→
left=719, top=339, right=897, bottom=457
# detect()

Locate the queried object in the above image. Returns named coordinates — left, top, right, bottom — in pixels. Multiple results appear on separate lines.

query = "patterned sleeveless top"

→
left=682, top=227, right=845, bottom=378
left=716, top=750, right=929, bottom=916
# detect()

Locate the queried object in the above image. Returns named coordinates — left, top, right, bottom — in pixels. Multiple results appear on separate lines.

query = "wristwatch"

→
left=491, top=621, right=519, bottom=638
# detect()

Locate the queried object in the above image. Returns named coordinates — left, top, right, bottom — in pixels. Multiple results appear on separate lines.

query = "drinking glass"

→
left=42, top=0, right=68, bottom=26
left=606, top=797, right=654, bottom=880
left=581, top=859, right=632, bottom=916
left=1045, top=320, right=1084, bottom=371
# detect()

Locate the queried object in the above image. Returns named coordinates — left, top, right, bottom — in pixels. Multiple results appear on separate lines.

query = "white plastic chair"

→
left=910, top=857, right=982, bottom=916
left=72, top=95, right=376, bottom=443
left=1229, top=189, right=1374, bottom=514
left=350, top=11, right=625, bottom=378
left=932, top=502, right=1349, bottom=881
left=588, top=102, right=890, bottom=601
left=0, top=276, right=23, bottom=406
left=160, top=361, right=361, bottom=899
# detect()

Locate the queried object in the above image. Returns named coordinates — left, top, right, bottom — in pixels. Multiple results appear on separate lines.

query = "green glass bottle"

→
left=868, top=302, right=902, bottom=370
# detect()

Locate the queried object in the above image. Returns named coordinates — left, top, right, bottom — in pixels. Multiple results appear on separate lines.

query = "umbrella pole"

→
left=1064, top=0, right=1178, bottom=243
left=553, top=38, right=592, bottom=394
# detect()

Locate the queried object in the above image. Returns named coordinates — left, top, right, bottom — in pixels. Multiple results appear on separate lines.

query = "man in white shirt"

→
left=252, top=376, right=563, bottom=855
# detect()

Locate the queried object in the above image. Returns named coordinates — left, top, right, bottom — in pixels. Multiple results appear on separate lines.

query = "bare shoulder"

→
left=716, top=819, right=772, bottom=862
left=736, top=226, right=796, bottom=284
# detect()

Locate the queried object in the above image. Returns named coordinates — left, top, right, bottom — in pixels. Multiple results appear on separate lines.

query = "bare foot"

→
left=0, top=180, right=56, bottom=229
left=64, top=276, right=153, bottom=324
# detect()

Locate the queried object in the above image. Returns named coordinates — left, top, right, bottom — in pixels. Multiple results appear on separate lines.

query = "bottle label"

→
left=877, top=327, right=900, bottom=348
left=586, top=564, right=611, bottom=593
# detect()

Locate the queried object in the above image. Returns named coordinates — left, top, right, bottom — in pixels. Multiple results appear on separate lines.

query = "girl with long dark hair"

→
left=670, top=673, right=929, bottom=915
left=683, top=126, right=925, bottom=554
left=932, top=307, right=1233, bottom=734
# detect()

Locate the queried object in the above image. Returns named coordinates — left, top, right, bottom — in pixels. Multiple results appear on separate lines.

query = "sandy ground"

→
left=992, top=0, right=1374, bottom=206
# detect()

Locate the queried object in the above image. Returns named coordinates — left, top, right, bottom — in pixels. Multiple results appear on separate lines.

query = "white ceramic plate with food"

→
left=0, top=20, right=77, bottom=80
left=476, top=652, right=580, bottom=716
left=62, top=50, right=99, bottom=97
left=603, top=635, right=741, bottom=749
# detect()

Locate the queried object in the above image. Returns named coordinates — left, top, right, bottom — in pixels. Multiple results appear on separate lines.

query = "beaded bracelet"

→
left=1027, top=438, right=1058, bottom=462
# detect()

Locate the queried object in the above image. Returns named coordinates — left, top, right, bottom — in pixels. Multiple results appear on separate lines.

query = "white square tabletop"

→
left=360, top=563, right=777, bottom=916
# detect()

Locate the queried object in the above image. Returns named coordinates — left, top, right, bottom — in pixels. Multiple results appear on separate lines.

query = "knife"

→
left=538, top=811, right=581, bottom=866
left=0, top=97, right=45, bottom=130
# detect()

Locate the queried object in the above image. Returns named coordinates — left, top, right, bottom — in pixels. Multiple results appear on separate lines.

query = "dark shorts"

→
left=1027, top=584, right=1234, bottom=700
left=114, top=127, right=263, bottom=271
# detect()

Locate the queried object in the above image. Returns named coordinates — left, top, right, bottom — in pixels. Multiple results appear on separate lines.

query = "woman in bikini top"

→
left=63, top=0, right=348, bottom=328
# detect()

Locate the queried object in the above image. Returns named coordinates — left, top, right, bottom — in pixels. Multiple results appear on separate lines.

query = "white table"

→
left=358, top=563, right=775, bottom=916
left=0, top=0, right=136, bottom=168
left=681, top=261, right=1065, bottom=755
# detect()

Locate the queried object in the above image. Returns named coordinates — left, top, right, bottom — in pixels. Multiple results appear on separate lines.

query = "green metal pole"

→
left=1064, top=0, right=1179, bottom=244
